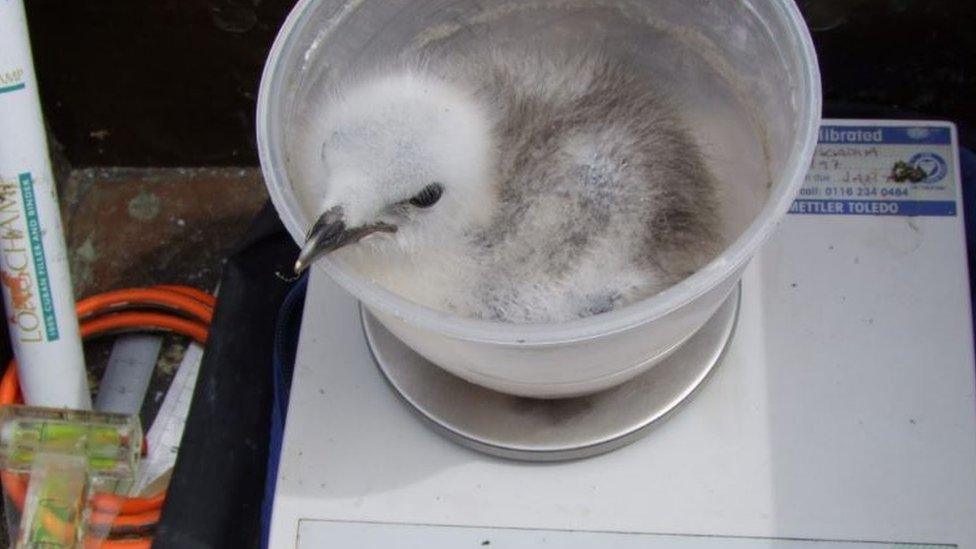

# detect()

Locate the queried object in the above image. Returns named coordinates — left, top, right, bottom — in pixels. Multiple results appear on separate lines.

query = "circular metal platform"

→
left=362, top=284, right=740, bottom=462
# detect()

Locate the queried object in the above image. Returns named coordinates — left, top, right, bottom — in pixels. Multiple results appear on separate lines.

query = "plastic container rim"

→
left=256, top=0, right=823, bottom=345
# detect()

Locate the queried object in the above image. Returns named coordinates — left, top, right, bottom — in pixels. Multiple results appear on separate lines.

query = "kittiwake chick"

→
left=293, top=49, right=722, bottom=323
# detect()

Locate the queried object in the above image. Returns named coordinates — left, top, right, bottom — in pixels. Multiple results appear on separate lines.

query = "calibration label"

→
left=791, top=123, right=957, bottom=216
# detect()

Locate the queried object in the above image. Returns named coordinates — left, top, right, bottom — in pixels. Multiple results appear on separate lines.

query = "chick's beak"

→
left=294, top=207, right=397, bottom=274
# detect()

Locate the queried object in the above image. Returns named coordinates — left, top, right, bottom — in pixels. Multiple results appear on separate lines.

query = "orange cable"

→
left=0, top=285, right=214, bottom=546
left=76, top=288, right=213, bottom=324
left=151, top=285, right=217, bottom=307
left=80, top=312, right=208, bottom=345
left=90, top=492, right=166, bottom=515
left=85, top=538, right=152, bottom=549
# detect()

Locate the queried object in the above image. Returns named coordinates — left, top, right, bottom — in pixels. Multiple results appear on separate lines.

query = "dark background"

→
left=22, top=0, right=976, bottom=167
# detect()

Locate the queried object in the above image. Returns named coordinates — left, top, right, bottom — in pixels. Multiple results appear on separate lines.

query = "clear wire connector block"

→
left=0, top=406, right=142, bottom=548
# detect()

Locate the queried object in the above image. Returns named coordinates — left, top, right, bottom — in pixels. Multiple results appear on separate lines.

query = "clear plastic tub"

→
left=258, top=0, right=821, bottom=398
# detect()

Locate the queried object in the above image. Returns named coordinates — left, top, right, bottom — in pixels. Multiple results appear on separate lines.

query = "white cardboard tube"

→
left=0, top=0, right=91, bottom=409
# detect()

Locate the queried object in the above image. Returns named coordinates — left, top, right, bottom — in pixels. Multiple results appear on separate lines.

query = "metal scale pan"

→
left=363, top=285, right=740, bottom=461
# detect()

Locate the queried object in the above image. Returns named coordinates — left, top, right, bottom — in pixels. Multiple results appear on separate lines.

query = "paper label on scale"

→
left=791, top=124, right=957, bottom=217
left=298, top=520, right=955, bottom=548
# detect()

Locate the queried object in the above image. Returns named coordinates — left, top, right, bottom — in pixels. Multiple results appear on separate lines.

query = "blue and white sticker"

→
left=792, top=123, right=957, bottom=217
left=908, top=152, right=948, bottom=183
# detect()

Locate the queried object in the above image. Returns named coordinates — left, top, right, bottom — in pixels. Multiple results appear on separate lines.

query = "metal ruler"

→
left=132, top=342, right=204, bottom=495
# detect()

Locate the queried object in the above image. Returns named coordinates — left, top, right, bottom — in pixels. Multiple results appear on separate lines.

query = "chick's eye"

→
left=409, top=183, right=444, bottom=208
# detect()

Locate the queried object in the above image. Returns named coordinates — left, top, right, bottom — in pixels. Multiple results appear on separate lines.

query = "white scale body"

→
left=270, top=121, right=976, bottom=547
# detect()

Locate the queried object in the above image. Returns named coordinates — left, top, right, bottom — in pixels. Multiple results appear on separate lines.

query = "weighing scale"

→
left=269, top=121, right=976, bottom=547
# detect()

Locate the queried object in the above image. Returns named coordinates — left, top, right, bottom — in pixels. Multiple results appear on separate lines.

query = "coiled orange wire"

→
left=0, top=285, right=215, bottom=548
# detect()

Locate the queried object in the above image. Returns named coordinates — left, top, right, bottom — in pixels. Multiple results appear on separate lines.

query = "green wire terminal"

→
left=0, top=406, right=142, bottom=548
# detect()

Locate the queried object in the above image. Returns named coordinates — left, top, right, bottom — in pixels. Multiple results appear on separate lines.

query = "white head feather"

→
left=316, top=71, right=496, bottom=253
